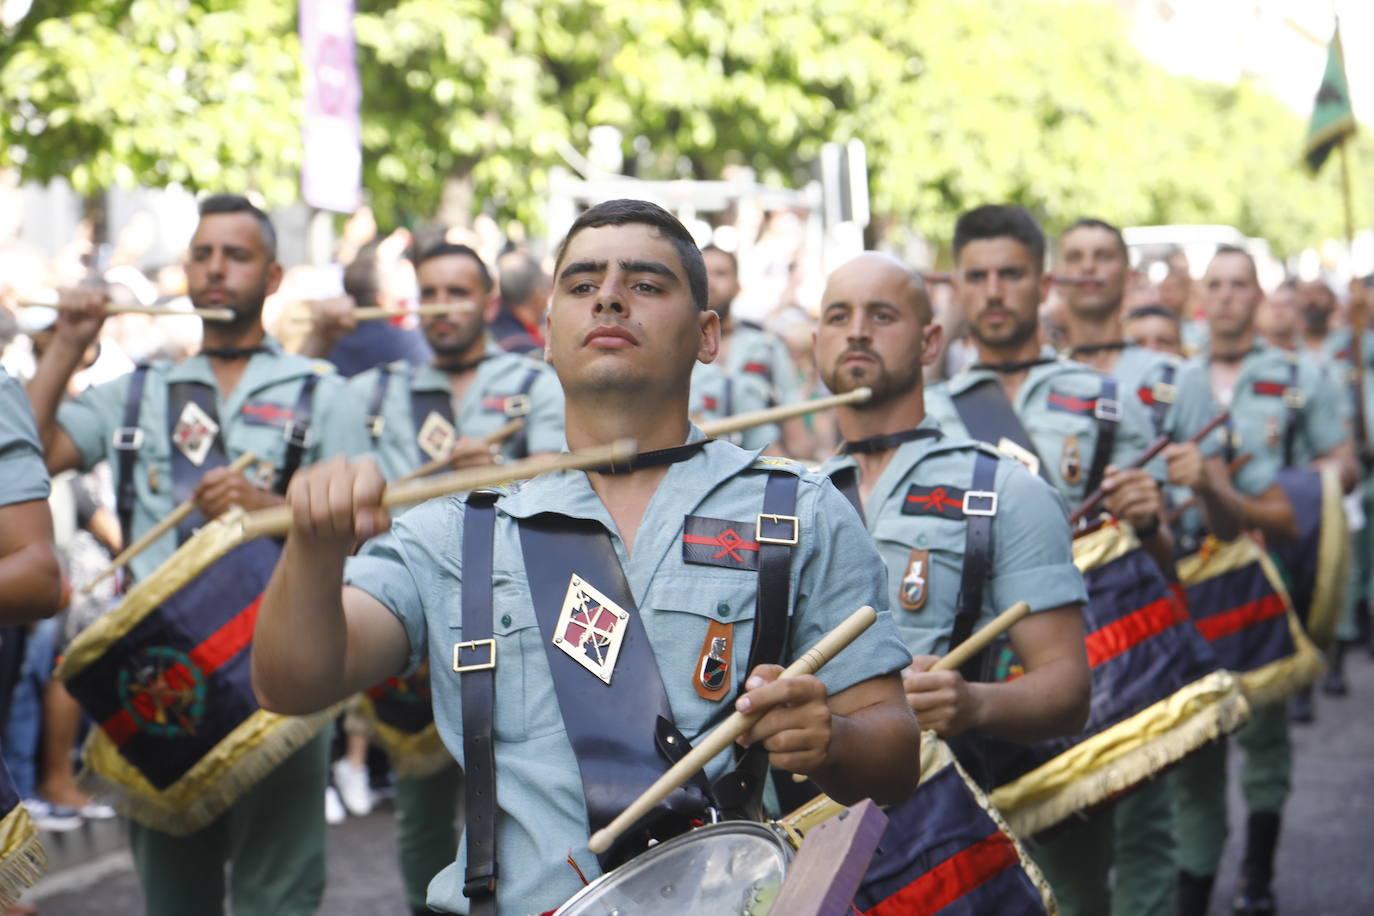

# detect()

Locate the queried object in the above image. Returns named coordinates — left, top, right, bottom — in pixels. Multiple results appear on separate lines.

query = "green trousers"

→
left=1028, top=807, right=1114, bottom=916
left=1172, top=704, right=1292, bottom=877
left=395, top=762, right=463, bottom=911
left=128, top=729, right=330, bottom=916
left=1110, top=777, right=1176, bottom=916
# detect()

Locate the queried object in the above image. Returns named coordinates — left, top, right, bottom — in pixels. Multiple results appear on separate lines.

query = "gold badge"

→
left=416, top=411, right=457, bottom=462
left=147, top=464, right=160, bottom=493
left=899, top=548, right=929, bottom=612
left=996, top=437, right=1040, bottom=476
left=171, top=401, right=219, bottom=467
left=552, top=574, right=630, bottom=684
left=1060, top=435, right=1083, bottom=487
left=694, top=620, right=733, bottom=701
left=253, top=461, right=276, bottom=490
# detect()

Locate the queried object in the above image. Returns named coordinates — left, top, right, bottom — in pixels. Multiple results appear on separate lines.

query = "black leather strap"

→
left=115, top=364, right=151, bottom=553
left=459, top=492, right=499, bottom=912
left=509, top=367, right=540, bottom=458
left=828, top=466, right=865, bottom=523
left=1082, top=376, right=1120, bottom=499
left=276, top=372, right=321, bottom=495
left=1149, top=363, right=1176, bottom=438
left=950, top=377, right=1052, bottom=483
left=1282, top=359, right=1301, bottom=469
left=951, top=450, right=998, bottom=682
left=166, top=382, right=229, bottom=543
left=365, top=364, right=393, bottom=445
left=410, top=380, right=455, bottom=466
left=841, top=427, right=943, bottom=455
left=518, top=515, right=709, bottom=869
left=970, top=356, right=1057, bottom=374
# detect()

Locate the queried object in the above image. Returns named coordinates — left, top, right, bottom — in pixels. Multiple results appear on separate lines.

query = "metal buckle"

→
left=1094, top=398, right=1122, bottom=422
left=452, top=639, right=496, bottom=673
left=503, top=394, right=531, bottom=418
left=1283, top=388, right=1306, bottom=409
left=282, top=420, right=312, bottom=449
left=962, top=490, right=998, bottom=517
left=112, top=427, right=144, bottom=451
left=1152, top=382, right=1177, bottom=405
left=463, top=863, right=498, bottom=898
left=755, top=513, right=800, bottom=546
left=365, top=415, right=385, bottom=439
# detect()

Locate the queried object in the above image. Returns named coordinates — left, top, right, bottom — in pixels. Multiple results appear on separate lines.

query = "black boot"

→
left=1233, top=811, right=1280, bottom=915
left=1178, top=869, right=1216, bottom=916
left=1287, top=687, right=1314, bottom=724
left=1322, top=641, right=1349, bottom=697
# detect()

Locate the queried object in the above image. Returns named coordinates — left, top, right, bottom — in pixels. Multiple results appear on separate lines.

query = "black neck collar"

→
left=590, top=439, right=710, bottom=475
left=434, top=355, right=488, bottom=375
left=1067, top=340, right=1128, bottom=358
left=201, top=345, right=269, bottom=360
left=841, top=427, right=942, bottom=455
left=972, top=356, right=1056, bottom=374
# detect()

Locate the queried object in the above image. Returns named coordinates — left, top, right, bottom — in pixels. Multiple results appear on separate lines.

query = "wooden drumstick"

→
left=28, top=301, right=235, bottom=322
left=81, top=452, right=259, bottom=594
left=588, top=605, right=878, bottom=856
left=394, top=419, right=526, bottom=484
left=288, top=303, right=478, bottom=324
left=699, top=387, right=872, bottom=438
left=1165, top=453, right=1253, bottom=525
left=239, top=439, right=637, bottom=540
left=1068, top=410, right=1230, bottom=525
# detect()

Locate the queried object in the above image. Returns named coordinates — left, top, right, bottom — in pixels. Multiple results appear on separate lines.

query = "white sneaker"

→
left=324, top=786, right=346, bottom=825
left=79, top=801, right=117, bottom=820
left=25, top=799, right=83, bottom=833
left=332, top=759, right=373, bottom=817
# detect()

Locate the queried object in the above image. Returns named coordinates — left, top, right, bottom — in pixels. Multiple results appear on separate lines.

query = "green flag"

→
left=1304, top=23, right=1356, bottom=175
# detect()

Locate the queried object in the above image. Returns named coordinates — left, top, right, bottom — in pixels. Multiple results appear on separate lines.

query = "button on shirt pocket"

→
left=646, top=574, right=760, bottom=735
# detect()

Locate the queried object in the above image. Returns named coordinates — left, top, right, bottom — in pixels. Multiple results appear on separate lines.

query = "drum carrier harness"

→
left=455, top=461, right=799, bottom=915
left=364, top=363, right=541, bottom=461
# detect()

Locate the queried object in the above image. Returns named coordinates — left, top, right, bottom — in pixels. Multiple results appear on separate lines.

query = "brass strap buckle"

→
left=755, top=513, right=800, bottom=546
left=453, top=638, right=496, bottom=673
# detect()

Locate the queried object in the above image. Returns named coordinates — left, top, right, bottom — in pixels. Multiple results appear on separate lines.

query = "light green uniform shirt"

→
left=0, top=367, right=51, bottom=507
left=344, top=431, right=911, bottom=914
left=327, top=347, right=564, bottom=481
left=821, top=420, right=1085, bottom=657
left=689, top=361, right=776, bottom=450
left=57, top=341, right=344, bottom=581
left=725, top=321, right=800, bottom=407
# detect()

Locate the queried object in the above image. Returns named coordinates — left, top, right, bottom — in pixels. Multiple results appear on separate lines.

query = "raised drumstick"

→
left=81, top=452, right=258, bottom=593
left=394, top=419, right=527, bottom=484
left=588, top=605, right=878, bottom=856
left=699, top=387, right=872, bottom=438
left=30, top=301, right=235, bottom=322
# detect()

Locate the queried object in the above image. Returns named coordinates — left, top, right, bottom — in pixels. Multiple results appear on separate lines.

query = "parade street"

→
left=23, top=651, right=1374, bottom=915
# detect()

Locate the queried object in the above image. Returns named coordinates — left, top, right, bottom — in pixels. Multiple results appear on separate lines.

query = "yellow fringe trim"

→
left=351, top=697, right=455, bottom=780
left=0, top=804, right=46, bottom=909
left=1071, top=521, right=1140, bottom=573
left=78, top=705, right=339, bottom=837
left=1179, top=537, right=1327, bottom=708
left=780, top=732, right=1058, bottom=914
left=989, top=670, right=1251, bottom=839
left=57, top=509, right=249, bottom=682
left=1306, top=466, right=1351, bottom=649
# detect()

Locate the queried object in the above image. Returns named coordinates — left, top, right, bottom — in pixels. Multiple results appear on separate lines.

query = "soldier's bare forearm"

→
left=811, top=674, right=921, bottom=806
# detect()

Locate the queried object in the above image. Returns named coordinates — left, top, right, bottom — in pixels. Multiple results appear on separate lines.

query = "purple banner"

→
left=300, top=0, right=361, bottom=213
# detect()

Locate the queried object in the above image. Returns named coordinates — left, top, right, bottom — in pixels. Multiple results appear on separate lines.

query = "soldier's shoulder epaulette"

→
left=750, top=455, right=807, bottom=476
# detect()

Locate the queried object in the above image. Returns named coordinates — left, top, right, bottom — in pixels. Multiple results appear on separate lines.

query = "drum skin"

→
left=1270, top=466, right=1350, bottom=650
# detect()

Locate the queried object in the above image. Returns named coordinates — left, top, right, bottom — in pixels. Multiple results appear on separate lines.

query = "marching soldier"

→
left=324, top=241, right=564, bottom=914
left=25, top=194, right=345, bottom=915
left=252, top=199, right=922, bottom=915
left=1170, top=247, right=1355, bottom=916
left=1, top=366, right=62, bottom=621
left=924, top=205, right=1230, bottom=916
left=688, top=360, right=777, bottom=451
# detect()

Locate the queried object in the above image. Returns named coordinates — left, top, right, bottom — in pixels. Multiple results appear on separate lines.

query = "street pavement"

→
left=22, top=652, right=1374, bottom=914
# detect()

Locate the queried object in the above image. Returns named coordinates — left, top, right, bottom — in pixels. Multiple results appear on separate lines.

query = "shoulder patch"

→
left=752, top=456, right=804, bottom=474
left=311, top=360, right=333, bottom=375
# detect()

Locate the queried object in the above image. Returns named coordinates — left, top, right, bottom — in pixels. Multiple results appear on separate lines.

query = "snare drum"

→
left=554, top=821, right=794, bottom=916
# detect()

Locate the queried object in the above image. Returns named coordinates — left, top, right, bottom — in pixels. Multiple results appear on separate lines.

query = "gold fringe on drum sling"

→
left=0, top=803, right=46, bottom=909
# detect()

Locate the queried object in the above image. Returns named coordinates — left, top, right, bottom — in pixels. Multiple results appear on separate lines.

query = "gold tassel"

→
left=1306, top=466, right=1351, bottom=649
left=0, top=804, right=47, bottom=908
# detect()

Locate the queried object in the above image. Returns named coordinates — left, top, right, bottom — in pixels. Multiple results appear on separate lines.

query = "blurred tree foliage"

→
left=2, top=0, right=1368, bottom=255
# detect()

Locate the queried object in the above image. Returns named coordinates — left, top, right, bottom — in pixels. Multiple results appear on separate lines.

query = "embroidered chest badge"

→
left=552, top=574, right=631, bottom=684
left=694, top=620, right=733, bottom=701
left=1060, top=434, right=1084, bottom=487
left=682, top=516, right=761, bottom=570
left=416, top=411, right=457, bottom=462
left=899, top=548, right=929, bottom=612
left=172, top=400, right=219, bottom=467
left=902, top=484, right=966, bottom=519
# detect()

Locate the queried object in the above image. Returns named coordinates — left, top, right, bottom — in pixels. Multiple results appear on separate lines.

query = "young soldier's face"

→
left=1126, top=315, right=1182, bottom=356
left=1057, top=226, right=1130, bottom=318
left=185, top=213, right=281, bottom=321
left=815, top=255, right=939, bottom=407
left=546, top=223, right=717, bottom=398
left=954, top=237, right=1046, bottom=351
left=418, top=254, right=488, bottom=359
left=1200, top=253, right=1261, bottom=342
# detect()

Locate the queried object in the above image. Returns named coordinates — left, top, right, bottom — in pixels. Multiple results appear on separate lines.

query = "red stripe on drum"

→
left=189, top=594, right=263, bottom=675
left=1195, top=592, right=1287, bottom=642
left=1084, top=594, right=1188, bottom=668
left=866, top=830, right=1020, bottom=916
left=103, top=709, right=141, bottom=747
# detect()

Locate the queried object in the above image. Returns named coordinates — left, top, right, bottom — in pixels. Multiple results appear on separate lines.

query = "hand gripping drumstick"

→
left=81, top=452, right=259, bottom=594
left=699, top=387, right=871, bottom=439
left=30, top=301, right=235, bottom=322
left=394, top=419, right=526, bottom=484
left=239, top=439, right=637, bottom=540
left=588, top=605, right=878, bottom=856
left=1067, top=410, right=1230, bottom=525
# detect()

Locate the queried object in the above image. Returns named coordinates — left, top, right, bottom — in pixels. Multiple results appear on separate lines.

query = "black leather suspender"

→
left=114, top=364, right=151, bottom=552
left=1082, top=376, right=1121, bottom=498
left=951, top=451, right=999, bottom=682
left=276, top=373, right=321, bottom=495
left=1282, top=359, right=1302, bottom=469
left=950, top=378, right=1052, bottom=484
left=458, top=492, right=499, bottom=914
left=1149, top=363, right=1176, bottom=437
left=364, top=365, right=393, bottom=445
left=508, top=368, right=540, bottom=458
left=828, top=466, right=865, bottom=522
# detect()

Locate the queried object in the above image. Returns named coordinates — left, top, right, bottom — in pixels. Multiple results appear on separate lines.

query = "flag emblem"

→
left=552, top=575, right=630, bottom=684
left=172, top=400, right=219, bottom=467
left=900, top=549, right=929, bottom=612
left=416, top=411, right=456, bottom=461
left=116, top=646, right=207, bottom=738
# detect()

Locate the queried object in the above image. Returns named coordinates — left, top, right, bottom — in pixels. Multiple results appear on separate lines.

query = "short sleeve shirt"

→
left=689, top=361, right=776, bottom=450
left=821, top=420, right=1085, bottom=657
left=56, top=342, right=345, bottom=581
left=325, top=346, right=565, bottom=481
left=0, top=367, right=50, bottom=507
left=343, top=432, right=911, bottom=914
left=725, top=322, right=800, bottom=407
